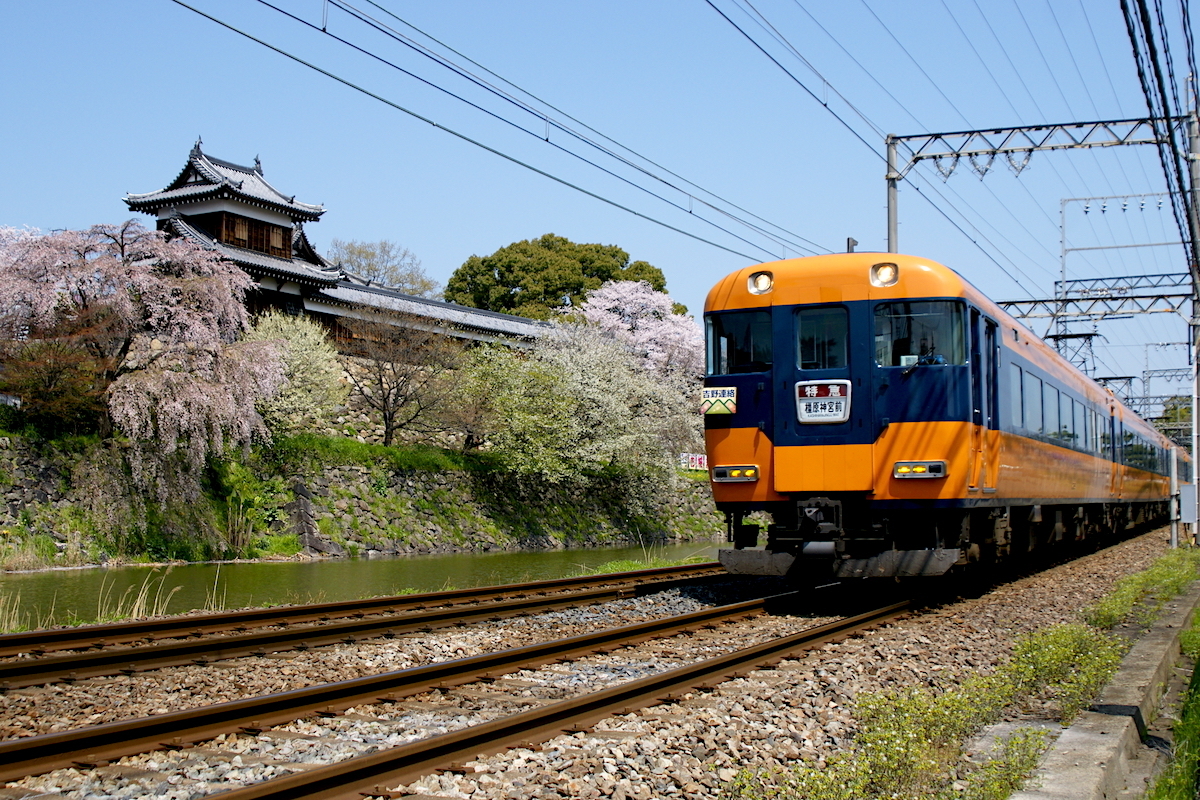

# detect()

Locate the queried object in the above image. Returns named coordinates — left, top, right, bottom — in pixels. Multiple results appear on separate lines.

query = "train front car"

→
left=703, top=253, right=1178, bottom=580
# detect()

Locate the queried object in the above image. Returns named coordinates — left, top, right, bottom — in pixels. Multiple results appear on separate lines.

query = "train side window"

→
left=1063, top=397, right=1076, bottom=444
left=1011, top=365, right=1024, bottom=428
left=1044, top=385, right=1059, bottom=439
left=706, top=311, right=773, bottom=375
left=1026, top=376, right=1043, bottom=434
left=796, top=307, right=848, bottom=370
left=1080, top=398, right=1089, bottom=448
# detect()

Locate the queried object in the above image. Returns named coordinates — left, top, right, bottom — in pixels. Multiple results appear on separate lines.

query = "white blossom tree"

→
left=478, top=322, right=701, bottom=483
left=573, top=280, right=704, bottom=378
left=0, top=221, right=284, bottom=499
left=242, top=310, right=348, bottom=437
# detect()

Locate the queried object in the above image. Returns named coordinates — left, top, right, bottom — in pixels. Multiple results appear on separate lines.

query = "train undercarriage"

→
left=720, top=496, right=1169, bottom=578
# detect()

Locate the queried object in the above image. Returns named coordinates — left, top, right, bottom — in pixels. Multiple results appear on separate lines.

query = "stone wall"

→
left=0, top=437, right=67, bottom=524
left=0, top=434, right=724, bottom=561
left=285, top=466, right=723, bottom=557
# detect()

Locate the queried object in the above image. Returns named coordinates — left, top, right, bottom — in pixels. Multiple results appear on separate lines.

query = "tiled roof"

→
left=310, top=282, right=550, bottom=341
left=165, top=217, right=340, bottom=287
left=125, top=142, right=325, bottom=222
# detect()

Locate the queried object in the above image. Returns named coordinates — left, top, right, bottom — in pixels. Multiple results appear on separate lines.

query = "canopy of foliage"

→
left=327, top=238, right=441, bottom=298
left=447, top=321, right=700, bottom=485
left=573, top=281, right=703, bottom=378
left=445, top=234, right=668, bottom=320
left=242, top=311, right=348, bottom=437
left=0, top=221, right=284, bottom=500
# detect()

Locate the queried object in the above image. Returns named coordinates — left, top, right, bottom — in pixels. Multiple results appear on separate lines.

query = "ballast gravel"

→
left=391, top=532, right=1169, bottom=800
left=0, top=584, right=750, bottom=740
left=2, top=532, right=1170, bottom=800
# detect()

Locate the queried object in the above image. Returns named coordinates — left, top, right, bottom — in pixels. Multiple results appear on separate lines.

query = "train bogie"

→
left=703, top=253, right=1187, bottom=579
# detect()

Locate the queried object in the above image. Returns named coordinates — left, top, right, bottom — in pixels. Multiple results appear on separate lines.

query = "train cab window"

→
left=706, top=311, right=773, bottom=375
left=796, top=307, right=848, bottom=370
left=873, top=301, right=966, bottom=367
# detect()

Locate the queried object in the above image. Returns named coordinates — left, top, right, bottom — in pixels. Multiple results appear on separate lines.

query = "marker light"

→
left=893, top=460, right=947, bottom=479
left=713, top=465, right=760, bottom=482
left=870, top=262, right=899, bottom=287
left=748, top=271, right=774, bottom=294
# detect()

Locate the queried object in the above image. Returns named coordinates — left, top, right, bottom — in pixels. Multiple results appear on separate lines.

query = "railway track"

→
left=0, top=594, right=908, bottom=797
left=0, top=563, right=726, bottom=689
left=0, top=561, right=725, bottom=657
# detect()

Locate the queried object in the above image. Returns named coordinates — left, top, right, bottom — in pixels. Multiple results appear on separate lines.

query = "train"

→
left=702, top=252, right=1189, bottom=579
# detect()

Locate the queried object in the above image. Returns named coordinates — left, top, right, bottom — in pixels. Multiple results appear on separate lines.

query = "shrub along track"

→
left=0, top=589, right=907, bottom=798
left=0, top=563, right=726, bottom=689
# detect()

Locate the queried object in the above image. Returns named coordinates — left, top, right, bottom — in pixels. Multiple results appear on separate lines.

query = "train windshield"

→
left=706, top=311, right=772, bottom=374
left=874, top=300, right=966, bottom=367
left=797, top=307, right=848, bottom=370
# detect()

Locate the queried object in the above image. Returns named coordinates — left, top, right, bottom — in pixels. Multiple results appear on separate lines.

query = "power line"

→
left=247, top=0, right=814, bottom=261
left=329, top=0, right=831, bottom=256
left=166, top=0, right=771, bottom=263
left=710, top=0, right=1043, bottom=295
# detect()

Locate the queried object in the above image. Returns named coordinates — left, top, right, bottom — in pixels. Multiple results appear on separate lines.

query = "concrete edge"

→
left=1009, top=580, right=1200, bottom=800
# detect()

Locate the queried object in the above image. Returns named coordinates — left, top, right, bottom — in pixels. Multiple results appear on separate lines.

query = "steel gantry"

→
left=884, top=117, right=1187, bottom=254
left=883, top=113, right=1200, bottom=541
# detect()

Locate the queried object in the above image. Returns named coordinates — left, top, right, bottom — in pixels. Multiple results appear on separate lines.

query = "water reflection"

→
left=0, top=541, right=719, bottom=628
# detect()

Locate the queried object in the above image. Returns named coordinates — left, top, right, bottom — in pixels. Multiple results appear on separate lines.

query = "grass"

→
left=95, top=568, right=183, bottom=622
left=725, top=545, right=1200, bottom=800
left=1144, top=590, right=1200, bottom=800
left=1084, top=546, right=1200, bottom=629
left=268, top=433, right=498, bottom=473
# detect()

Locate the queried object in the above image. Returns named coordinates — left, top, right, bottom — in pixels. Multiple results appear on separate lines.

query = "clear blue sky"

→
left=1, top=0, right=1194, bottom=385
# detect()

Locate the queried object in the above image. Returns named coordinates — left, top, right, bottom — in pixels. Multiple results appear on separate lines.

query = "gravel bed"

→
left=4, top=586, right=832, bottom=799
left=1, top=533, right=1169, bottom=799
left=388, top=531, right=1170, bottom=800
left=0, top=584, right=762, bottom=741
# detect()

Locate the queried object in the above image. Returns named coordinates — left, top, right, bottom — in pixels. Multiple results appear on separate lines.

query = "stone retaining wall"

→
left=287, top=466, right=723, bottom=557
left=0, top=435, right=724, bottom=560
left=0, top=437, right=67, bottom=524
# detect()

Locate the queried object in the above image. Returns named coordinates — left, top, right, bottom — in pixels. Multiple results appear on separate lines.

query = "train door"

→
left=1108, top=408, right=1122, bottom=500
left=968, top=311, right=998, bottom=490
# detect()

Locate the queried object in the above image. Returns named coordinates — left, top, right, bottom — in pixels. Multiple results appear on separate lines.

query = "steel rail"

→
left=210, top=601, right=910, bottom=800
left=0, top=562, right=724, bottom=657
left=0, top=592, right=809, bottom=783
left=0, top=573, right=726, bottom=689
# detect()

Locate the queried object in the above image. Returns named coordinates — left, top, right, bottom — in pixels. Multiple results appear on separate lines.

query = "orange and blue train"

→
left=703, top=253, right=1188, bottom=578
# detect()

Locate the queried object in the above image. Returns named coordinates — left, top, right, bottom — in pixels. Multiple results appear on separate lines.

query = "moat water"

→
left=0, top=540, right=720, bottom=628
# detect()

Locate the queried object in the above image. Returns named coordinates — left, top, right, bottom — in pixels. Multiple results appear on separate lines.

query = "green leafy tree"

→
left=445, top=234, right=667, bottom=320
left=456, top=322, right=701, bottom=482
left=340, top=315, right=464, bottom=447
left=242, top=311, right=348, bottom=437
left=327, top=238, right=441, bottom=298
left=0, top=340, right=106, bottom=437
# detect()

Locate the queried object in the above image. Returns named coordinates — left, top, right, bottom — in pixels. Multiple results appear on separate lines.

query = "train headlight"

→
left=893, top=460, right=947, bottom=479
left=748, top=271, right=774, bottom=294
left=713, top=465, right=759, bottom=482
left=870, top=262, right=899, bottom=287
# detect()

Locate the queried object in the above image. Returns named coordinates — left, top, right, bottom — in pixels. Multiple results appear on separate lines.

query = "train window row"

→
left=1011, top=364, right=1173, bottom=476
left=1010, top=365, right=1105, bottom=454
left=1121, top=430, right=1170, bottom=475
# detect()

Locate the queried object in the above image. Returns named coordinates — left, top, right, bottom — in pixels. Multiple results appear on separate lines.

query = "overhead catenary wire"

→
left=246, top=0, right=818, bottom=261
left=339, top=0, right=830, bottom=255
left=166, top=0, right=777, bottom=263
left=712, top=0, right=1043, bottom=296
